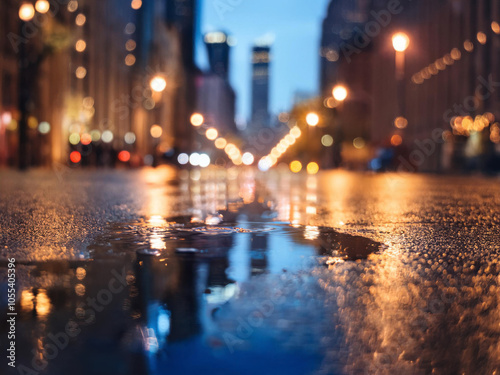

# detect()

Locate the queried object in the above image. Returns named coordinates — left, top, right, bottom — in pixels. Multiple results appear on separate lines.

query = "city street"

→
left=1, top=167, right=500, bottom=374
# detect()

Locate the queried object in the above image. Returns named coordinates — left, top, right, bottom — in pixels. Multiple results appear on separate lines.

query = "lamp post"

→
left=305, top=112, right=319, bottom=162
left=148, top=76, right=167, bottom=166
left=331, top=84, right=348, bottom=168
left=392, top=32, right=409, bottom=120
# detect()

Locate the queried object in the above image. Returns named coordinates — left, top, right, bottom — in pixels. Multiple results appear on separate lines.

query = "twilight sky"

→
left=196, top=0, right=330, bottom=127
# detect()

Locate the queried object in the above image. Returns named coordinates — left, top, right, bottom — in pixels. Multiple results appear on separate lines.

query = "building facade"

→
left=250, top=45, right=271, bottom=128
left=320, top=0, right=500, bottom=172
left=195, top=31, right=236, bottom=135
left=0, top=0, right=199, bottom=168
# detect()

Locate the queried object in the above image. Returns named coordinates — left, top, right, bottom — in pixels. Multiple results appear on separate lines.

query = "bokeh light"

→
left=19, top=3, right=35, bottom=21
left=306, top=112, right=319, bottom=126
left=80, top=133, right=92, bottom=145
left=150, top=76, right=167, bottom=92
left=206, top=128, right=218, bottom=140
left=35, top=0, right=50, bottom=14
left=177, top=153, right=189, bottom=165
left=75, top=66, right=87, bottom=79
left=392, top=32, right=410, bottom=52
left=290, top=160, right=302, bottom=173
left=353, top=137, right=365, bottom=149
left=242, top=152, right=254, bottom=165
left=125, top=54, right=136, bottom=66
left=75, top=39, right=86, bottom=52
left=394, top=116, right=408, bottom=129
left=67, top=0, right=78, bottom=12
left=70, top=151, right=81, bottom=164
left=214, top=137, right=227, bottom=149
left=69, top=133, right=80, bottom=145
left=131, top=0, right=142, bottom=9
left=150, top=125, right=162, bottom=138
left=124, top=132, right=136, bottom=144
left=306, top=162, right=319, bottom=175
left=189, top=153, right=200, bottom=166
left=101, top=130, right=114, bottom=143
left=391, top=134, right=403, bottom=146
left=199, top=154, right=211, bottom=168
left=38, top=122, right=50, bottom=134
left=90, top=130, right=101, bottom=142
left=321, top=134, right=334, bottom=147
left=332, top=85, right=348, bottom=101
left=190, top=113, right=204, bottom=126
left=75, top=13, right=86, bottom=26
left=118, top=150, right=131, bottom=162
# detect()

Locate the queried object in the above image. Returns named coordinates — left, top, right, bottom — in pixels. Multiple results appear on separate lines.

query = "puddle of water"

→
left=0, top=217, right=382, bottom=375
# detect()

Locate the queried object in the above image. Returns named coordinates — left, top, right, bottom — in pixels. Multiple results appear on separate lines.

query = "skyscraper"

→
left=250, top=45, right=271, bottom=127
left=204, top=31, right=230, bottom=80
left=196, top=31, right=236, bottom=133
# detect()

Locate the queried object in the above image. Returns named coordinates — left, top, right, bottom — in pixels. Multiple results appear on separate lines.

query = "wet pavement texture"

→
left=1, top=167, right=500, bottom=374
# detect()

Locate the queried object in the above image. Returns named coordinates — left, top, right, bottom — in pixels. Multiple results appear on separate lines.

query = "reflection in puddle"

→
left=2, top=215, right=381, bottom=375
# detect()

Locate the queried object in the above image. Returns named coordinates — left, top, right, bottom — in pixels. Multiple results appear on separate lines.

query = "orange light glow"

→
left=392, top=32, right=410, bottom=52
left=477, top=32, right=487, bottom=45
left=206, top=128, right=218, bottom=140
left=190, top=113, right=204, bottom=126
left=80, top=133, right=92, bottom=145
left=118, top=150, right=131, bottom=162
left=332, top=85, right=348, bottom=102
left=391, top=134, right=403, bottom=146
left=394, top=116, right=408, bottom=129
left=35, top=0, right=50, bottom=14
left=306, top=162, right=319, bottom=175
left=70, top=151, right=81, bottom=163
left=131, top=0, right=142, bottom=9
left=290, top=160, right=302, bottom=173
left=306, top=112, right=319, bottom=126
left=150, top=76, right=167, bottom=92
left=214, top=137, right=227, bottom=149
left=150, top=124, right=162, bottom=138
left=19, top=3, right=35, bottom=21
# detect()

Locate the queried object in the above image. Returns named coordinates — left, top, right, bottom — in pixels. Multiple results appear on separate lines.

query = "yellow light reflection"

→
left=36, top=289, right=52, bottom=319
left=21, top=289, right=34, bottom=313
left=76, top=267, right=86, bottom=280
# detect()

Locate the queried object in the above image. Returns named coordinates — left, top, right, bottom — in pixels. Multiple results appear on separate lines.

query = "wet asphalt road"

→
left=1, top=167, right=500, bottom=374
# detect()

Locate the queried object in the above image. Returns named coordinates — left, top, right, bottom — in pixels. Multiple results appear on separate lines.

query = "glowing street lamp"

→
left=392, top=32, right=410, bottom=121
left=149, top=75, right=167, bottom=93
left=35, top=0, right=50, bottom=14
left=332, top=85, right=348, bottom=102
left=392, top=32, right=410, bottom=52
left=190, top=113, right=204, bottom=126
left=306, top=112, right=319, bottom=126
left=19, top=3, right=35, bottom=21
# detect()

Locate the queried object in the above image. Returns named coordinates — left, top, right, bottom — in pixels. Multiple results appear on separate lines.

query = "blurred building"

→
left=196, top=31, right=236, bottom=134
left=0, top=0, right=21, bottom=166
left=0, top=0, right=200, bottom=168
left=250, top=45, right=271, bottom=128
left=320, top=0, right=500, bottom=172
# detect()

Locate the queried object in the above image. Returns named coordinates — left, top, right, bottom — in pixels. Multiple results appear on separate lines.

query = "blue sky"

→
left=196, top=0, right=330, bottom=126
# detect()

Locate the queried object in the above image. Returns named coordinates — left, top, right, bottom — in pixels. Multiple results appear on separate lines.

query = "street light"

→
left=392, top=32, right=409, bottom=126
left=149, top=75, right=167, bottom=93
left=306, top=112, right=319, bottom=126
left=332, top=85, right=348, bottom=102
left=331, top=84, right=348, bottom=169
left=35, top=0, right=50, bottom=14
left=19, top=3, right=35, bottom=21
left=190, top=113, right=204, bottom=126
left=392, top=32, right=410, bottom=52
